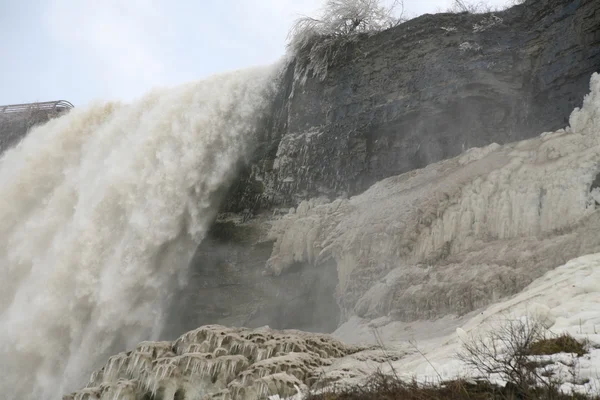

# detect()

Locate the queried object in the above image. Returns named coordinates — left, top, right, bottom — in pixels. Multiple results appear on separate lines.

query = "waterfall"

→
left=0, top=64, right=279, bottom=399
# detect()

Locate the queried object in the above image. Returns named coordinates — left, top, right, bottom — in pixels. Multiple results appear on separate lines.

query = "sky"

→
left=0, top=0, right=512, bottom=106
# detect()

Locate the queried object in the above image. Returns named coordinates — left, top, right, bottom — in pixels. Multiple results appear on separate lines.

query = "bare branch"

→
left=458, top=317, right=564, bottom=394
left=287, top=0, right=405, bottom=83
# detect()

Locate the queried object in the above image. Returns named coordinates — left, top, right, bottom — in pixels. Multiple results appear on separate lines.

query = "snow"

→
left=319, top=252, right=600, bottom=395
left=472, top=14, right=503, bottom=33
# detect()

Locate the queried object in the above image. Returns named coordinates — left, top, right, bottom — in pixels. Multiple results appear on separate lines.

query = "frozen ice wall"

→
left=266, top=73, right=600, bottom=323
left=0, top=65, right=279, bottom=399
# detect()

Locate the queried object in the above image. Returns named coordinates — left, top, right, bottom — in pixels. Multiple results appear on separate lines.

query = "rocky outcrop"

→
left=175, top=0, right=600, bottom=335
left=164, top=213, right=341, bottom=337
left=264, top=71, right=600, bottom=324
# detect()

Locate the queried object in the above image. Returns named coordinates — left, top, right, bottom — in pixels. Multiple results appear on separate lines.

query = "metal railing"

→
left=0, top=100, right=74, bottom=114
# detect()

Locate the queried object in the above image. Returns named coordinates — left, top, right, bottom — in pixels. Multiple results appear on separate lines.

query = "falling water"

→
left=0, top=65, right=279, bottom=399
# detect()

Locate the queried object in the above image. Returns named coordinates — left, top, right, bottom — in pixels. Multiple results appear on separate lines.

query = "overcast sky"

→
left=1, top=0, right=511, bottom=106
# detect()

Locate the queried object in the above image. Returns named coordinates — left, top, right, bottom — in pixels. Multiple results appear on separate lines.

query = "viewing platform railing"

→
left=0, top=100, right=74, bottom=114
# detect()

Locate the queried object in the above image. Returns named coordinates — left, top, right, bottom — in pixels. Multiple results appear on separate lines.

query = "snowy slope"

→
left=74, top=252, right=600, bottom=399
left=324, top=252, right=600, bottom=395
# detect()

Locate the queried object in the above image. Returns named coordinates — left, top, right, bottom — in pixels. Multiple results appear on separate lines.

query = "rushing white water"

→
left=0, top=65, right=278, bottom=399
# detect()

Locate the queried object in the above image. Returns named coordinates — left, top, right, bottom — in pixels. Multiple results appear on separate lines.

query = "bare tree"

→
left=287, top=0, right=404, bottom=82
left=289, top=0, right=403, bottom=38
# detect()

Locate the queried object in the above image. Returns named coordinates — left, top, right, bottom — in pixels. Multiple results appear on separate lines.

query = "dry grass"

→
left=529, top=334, right=588, bottom=358
left=307, top=372, right=599, bottom=399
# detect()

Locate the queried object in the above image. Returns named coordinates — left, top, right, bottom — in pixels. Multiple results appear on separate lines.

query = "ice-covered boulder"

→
left=64, top=325, right=361, bottom=400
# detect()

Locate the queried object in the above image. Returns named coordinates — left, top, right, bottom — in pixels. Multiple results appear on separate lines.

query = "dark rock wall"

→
left=227, top=0, right=600, bottom=211
left=164, top=219, right=340, bottom=337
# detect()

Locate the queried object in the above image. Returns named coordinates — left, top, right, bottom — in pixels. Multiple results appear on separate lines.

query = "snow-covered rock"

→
left=67, top=252, right=600, bottom=399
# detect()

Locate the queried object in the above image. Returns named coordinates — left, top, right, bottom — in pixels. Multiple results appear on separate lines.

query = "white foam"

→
left=0, top=65, right=279, bottom=399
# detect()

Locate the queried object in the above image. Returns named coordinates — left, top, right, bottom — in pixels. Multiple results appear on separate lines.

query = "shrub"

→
left=458, top=318, right=548, bottom=390
left=305, top=316, right=597, bottom=399
left=287, top=0, right=404, bottom=82
left=307, top=372, right=598, bottom=399
left=446, top=0, right=525, bottom=14
left=458, top=317, right=592, bottom=398
left=447, top=0, right=498, bottom=13
left=529, top=334, right=588, bottom=358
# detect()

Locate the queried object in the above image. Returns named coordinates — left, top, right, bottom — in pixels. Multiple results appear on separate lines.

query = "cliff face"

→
left=68, top=36, right=600, bottom=400
left=227, top=0, right=600, bottom=211
left=170, top=0, right=600, bottom=337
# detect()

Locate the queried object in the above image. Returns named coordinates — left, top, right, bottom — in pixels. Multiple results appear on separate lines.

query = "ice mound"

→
left=64, top=325, right=361, bottom=400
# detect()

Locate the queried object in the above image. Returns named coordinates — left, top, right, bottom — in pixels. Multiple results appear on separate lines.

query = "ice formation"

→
left=266, top=72, right=600, bottom=324
left=0, top=65, right=281, bottom=399
left=64, top=325, right=360, bottom=400
left=327, top=252, right=600, bottom=396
